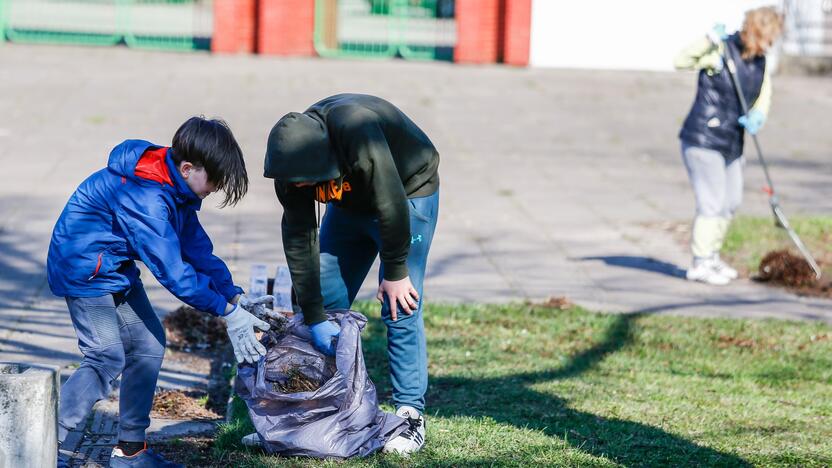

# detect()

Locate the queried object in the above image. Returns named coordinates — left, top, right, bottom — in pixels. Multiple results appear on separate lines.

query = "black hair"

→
left=172, top=116, right=248, bottom=207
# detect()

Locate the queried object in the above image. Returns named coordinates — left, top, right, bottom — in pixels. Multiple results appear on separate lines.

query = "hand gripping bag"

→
left=235, top=309, right=407, bottom=458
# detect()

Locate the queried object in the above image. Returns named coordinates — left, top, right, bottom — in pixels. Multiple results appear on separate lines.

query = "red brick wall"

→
left=258, top=0, right=316, bottom=56
left=212, top=0, right=257, bottom=54
left=454, top=0, right=502, bottom=64
left=503, top=0, right=531, bottom=66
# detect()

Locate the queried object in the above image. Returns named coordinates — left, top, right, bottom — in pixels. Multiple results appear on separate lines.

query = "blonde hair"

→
left=740, top=6, right=784, bottom=59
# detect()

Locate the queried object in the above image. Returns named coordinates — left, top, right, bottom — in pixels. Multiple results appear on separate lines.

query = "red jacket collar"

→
left=134, top=147, right=173, bottom=186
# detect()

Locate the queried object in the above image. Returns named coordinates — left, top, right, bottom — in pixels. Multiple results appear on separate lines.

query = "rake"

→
left=721, top=39, right=821, bottom=279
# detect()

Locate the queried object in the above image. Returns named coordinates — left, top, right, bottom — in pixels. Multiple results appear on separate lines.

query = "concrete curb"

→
left=0, top=362, right=60, bottom=468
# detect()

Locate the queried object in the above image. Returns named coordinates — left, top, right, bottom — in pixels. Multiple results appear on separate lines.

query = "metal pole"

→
left=721, top=39, right=822, bottom=278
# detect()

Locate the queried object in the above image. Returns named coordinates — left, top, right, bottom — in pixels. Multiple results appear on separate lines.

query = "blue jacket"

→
left=47, top=140, right=242, bottom=316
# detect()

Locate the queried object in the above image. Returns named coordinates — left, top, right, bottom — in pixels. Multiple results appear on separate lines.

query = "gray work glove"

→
left=223, top=303, right=270, bottom=364
left=238, top=294, right=276, bottom=320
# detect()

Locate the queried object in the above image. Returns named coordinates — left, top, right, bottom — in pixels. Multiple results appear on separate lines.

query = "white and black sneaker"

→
left=241, top=433, right=262, bottom=447
left=384, top=406, right=426, bottom=455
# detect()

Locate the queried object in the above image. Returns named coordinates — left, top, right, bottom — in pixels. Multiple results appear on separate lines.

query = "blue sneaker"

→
left=109, top=443, right=183, bottom=468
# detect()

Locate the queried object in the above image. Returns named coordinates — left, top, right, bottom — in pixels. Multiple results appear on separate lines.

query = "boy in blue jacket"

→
left=48, top=117, right=270, bottom=467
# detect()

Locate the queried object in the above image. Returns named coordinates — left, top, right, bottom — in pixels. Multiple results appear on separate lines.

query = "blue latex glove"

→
left=309, top=320, right=340, bottom=356
left=706, top=23, right=728, bottom=45
left=738, top=109, right=765, bottom=135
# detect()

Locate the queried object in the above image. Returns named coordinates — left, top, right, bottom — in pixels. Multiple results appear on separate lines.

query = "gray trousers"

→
left=681, top=144, right=744, bottom=218
left=681, top=144, right=744, bottom=259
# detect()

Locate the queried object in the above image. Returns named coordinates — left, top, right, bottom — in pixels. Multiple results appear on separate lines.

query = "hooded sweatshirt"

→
left=264, top=94, right=440, bottom=324
left=47, top=140, right=242, bottom=316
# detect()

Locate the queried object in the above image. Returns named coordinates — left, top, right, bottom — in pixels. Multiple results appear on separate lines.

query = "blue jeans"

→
left=319, top=191, right=439, bottom=413
left=58, top=283, right=165, bottom=443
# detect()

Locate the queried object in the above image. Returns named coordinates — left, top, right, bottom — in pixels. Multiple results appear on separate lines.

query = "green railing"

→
left=0, top=0, right=211, bottom=51
left=0, top=1, right=6, bottom=45
left=4, top=0, right=123, bottom=46
left=314, top=0, right=456, bottom=60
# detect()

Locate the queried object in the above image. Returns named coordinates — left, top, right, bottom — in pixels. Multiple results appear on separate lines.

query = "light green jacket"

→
left=674, top=36, right=772, bottom=117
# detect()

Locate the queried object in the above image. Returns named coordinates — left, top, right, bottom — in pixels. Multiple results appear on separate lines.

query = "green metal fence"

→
left=0, top=0, right=212, bottom=51
left=123, top=0, right=209, bottom=51
left=3, top=0, right=123, bottom=46
left=314, top=0, right=456, bottom=60
left=0, top=1, right=6, bottom=45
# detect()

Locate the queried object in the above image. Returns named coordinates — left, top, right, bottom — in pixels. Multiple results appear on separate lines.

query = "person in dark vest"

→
left=675, top=6, right=783, bottom=285
left=264, top=94, right=439, bottom=455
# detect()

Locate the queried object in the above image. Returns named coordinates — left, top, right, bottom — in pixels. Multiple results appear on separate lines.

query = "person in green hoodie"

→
left=264, top=94, right=439, bottom=455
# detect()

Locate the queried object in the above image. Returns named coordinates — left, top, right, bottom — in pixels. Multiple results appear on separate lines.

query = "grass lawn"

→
left=202, top=302, right=831, bottom=467
left=721, top=215, right=832, bottom=277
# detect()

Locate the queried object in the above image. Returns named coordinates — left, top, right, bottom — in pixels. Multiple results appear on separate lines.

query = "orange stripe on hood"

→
left=134, top=147, right=173, bottom=186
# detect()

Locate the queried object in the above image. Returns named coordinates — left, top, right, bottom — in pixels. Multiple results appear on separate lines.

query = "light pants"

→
left=59, top=284, right=165, bottom=444
left=681, top=144, right=744, bottom=263
left=319, top=191, right=439, bottom=413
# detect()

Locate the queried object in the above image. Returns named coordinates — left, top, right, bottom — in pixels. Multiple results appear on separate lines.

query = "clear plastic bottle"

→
left=274, top=265, right=293, bottom=314
left=249, top=263, right=269, bottom=298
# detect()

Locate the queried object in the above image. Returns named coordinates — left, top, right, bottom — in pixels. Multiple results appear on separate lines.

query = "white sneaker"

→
left=241, top=433, right=262, bottom=447
left=383, top=406, right=426, bottom=455
left=712, top=256, right=739, bottom=280
left=686, top=261, right=731, bottom=285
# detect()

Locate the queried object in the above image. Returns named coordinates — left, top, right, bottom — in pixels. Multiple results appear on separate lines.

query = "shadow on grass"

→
left=363, top=311, right=751, bottom=467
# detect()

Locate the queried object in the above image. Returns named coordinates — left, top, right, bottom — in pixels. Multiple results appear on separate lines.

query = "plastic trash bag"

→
left=263, top=321, right=335, bottom=393
left=235, top=309, right=406, bottom=458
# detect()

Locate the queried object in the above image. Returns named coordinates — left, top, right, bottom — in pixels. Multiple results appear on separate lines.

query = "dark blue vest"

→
left=679, top=33, right=766, bottom=162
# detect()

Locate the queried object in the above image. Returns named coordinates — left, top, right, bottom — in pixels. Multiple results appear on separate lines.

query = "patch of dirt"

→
left=152, top=436, right=250, bottom=467
left=533, top=296, right=573, bottom=310
left=163, top=346, right=235, bottom=416
left=757, top=250, right=818, bottom=287
left=163, top=306, right=228, bottom=351
left=716, top=335, right=757, bottom=349
left=755, top=249, right=832, bottom=298
left=151, top=390, right=223, bottom=420
left=655, top=342, right=675, bottom=351
left=798, top=333, right=830, bottom=351
left=715, top=334, right=778, bottom=352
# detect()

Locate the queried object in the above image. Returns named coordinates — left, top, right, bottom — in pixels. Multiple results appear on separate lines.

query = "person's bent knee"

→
left=382, top=307, right=422, bottom=328
left=144, top=338, right=166, bottom=361
left=84, top=344, right=127, bottom=381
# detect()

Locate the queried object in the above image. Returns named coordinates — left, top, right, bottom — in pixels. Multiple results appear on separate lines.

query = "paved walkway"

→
left=59, top=397, right=217, bottom=467
left=0, top=44, right=831, bottom=463
left=2, top=44, right=832, bottom=366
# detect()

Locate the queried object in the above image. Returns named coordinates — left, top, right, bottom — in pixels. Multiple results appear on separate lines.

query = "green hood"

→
left=263, top=112, right=340, bottom=183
